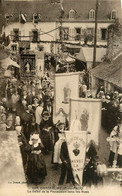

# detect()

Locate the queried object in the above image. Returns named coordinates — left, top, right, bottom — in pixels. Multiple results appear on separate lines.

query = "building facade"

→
left=1, top=0, right=121, bottom=52
left=0, top=0, right=121, bottom=79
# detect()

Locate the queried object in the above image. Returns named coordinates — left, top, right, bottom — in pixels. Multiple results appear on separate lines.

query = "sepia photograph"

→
left=0, top=0, right=122, bottom=196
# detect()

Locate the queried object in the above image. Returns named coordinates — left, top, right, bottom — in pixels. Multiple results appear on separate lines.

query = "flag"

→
left=20, top=14, right=26, bottom=23
left=60, top=0, right=64, bottom=15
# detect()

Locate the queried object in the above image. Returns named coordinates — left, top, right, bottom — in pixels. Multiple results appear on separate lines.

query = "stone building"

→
left=0, top=0, right=121, bottom=79
left=90, top=19, right=122, bottom=92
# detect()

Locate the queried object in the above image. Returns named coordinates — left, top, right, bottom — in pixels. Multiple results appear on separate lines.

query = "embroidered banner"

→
left=65, top=131, right=87, bottom=185
left=53, top=72, right=84, bottom=123
left=69, top=98, right=102, bottom=145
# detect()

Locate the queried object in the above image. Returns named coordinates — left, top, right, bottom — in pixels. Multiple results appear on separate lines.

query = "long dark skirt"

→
left=117, top=154, right=122, bottom=168
left=109, top=151, right=115, bottom=166
left=27, top=153, right=47, bottom=184
left=41, top=131, right=53, bottom=152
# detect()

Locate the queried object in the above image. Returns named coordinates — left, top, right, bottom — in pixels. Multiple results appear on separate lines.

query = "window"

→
left=62, top=28, right=69, bottom=40
left=89, top=9, right=95, bottom=20
left=75, top=28, right=81, bottom=41
left=33, top=13, right=38, bottom=23
left=69, top=9, right=76, bottom=19
left=101, top=29, right=107, bottom=40
left=11, top=44, right=17, bottom=51
left=111, top=10, right=117, bottom=19
left=32, top=30, right=38, bottom=42
left=13, top=29, right=19, bottom=42
left=5, top=14, right=9, bottom=24
left=87, top=28, right=94, bottom=36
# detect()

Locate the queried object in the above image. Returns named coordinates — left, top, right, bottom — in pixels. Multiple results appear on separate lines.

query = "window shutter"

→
left=38, top=30, right=40, bottom=42
left=29, top=31, right=33, bottom=41
left=97, top=29, right=101, bottom=41
left=82, top=28, right=87, bottom=40
left=80, top=28, right=82, bottom=40
left=10, top=31, right=13, bottom=41
left=19, top=31, right=21, bottom=41
left=93, top=28, right=95, bottom=36
left=70, top=28, right=75, bottom=40
left=69, top=28, right=72, bottom=40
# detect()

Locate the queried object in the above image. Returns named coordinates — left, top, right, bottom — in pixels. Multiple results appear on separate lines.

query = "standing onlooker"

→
left=35, top=99, right=44, bottom=126
left=26, top=133, right=47, bottom=184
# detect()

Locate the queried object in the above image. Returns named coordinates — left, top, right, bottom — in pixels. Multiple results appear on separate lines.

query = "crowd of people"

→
left=0, top=65, right=122, bottom=187
left=96, top=87, right=122, bottom=133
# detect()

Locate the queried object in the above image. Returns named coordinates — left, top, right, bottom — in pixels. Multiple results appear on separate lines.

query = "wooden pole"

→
left=93, top=0, right=99, bottom=68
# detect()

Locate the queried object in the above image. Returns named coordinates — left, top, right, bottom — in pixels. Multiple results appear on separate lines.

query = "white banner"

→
left=70, top=98, right=102, bottom=145
left=65, top=131, right=87, bottom=185
left=53, top=72, right=84, bottom=123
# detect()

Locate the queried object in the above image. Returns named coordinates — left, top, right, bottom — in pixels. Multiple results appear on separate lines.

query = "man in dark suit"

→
left=43, top=98, right=53, bottom=124
left=58, top=140, right=75, bottom=185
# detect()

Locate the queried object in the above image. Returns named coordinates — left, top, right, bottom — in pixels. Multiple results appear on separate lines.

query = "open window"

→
left=75, top=28, right=81, bottom=41
left=5, top=14, right=9, bottom=24
left=101, top=28, right=107, bottom=40
left=62, top=28, right=69, bottom=40
left=11, top=44, right=17, bottom=51
left=32, top=29, right=39, bottom=42
left=87, top=28, right=94, bottom=36
left=89, top=9, right=95, bottom=20
left=13, top=29, right=20, bottom=42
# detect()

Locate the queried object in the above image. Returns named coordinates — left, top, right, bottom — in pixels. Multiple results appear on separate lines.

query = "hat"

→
left=29, top=133, right=41, bottom=147
left=31, top=134, right=40, bottom=140
left=42, top=111, right=50, bottom=118
left=114, top=91, right=118, bottom=94
left=33, top=97, right=39, bottom=102
left=106, top=95, right=110, bottom=100
left=56, top=120, right=65, bottom=127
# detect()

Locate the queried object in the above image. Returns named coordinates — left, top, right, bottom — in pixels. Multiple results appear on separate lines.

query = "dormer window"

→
left=69, top=9, right=76, bottom=19
left=89, top=9, right=95, bottom=20
left=111, top=10, right=117, bottom=19
left=33, top=13, right=38, bottom=23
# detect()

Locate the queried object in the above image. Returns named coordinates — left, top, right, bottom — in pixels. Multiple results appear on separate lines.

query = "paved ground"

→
left=0, top=126, right=110, bottom=190
left=33, top=126, right=110, bottom=189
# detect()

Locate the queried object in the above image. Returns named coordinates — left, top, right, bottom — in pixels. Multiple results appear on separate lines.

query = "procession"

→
left=0, top=0, right=122, bottom=194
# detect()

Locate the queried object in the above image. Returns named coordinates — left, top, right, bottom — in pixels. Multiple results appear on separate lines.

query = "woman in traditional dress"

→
left=53, top=122, right=65, bottom=168
left=26, top=133, right=47, bottom=184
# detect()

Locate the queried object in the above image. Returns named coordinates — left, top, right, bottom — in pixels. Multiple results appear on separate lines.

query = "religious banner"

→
left=20, top=54, right=36, bottom=80
left=69, top=98, right=102, bottom=145
left=65, top=131, right=87, bottom=185
left=53, top=72, right=84, bottom=124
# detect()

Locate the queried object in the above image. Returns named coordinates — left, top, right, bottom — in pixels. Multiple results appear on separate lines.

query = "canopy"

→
left=0, top=57, right=20, bottom=69
left=65, top=56, right=75, bottom=63
left=76, top=47, right=107, bottom=62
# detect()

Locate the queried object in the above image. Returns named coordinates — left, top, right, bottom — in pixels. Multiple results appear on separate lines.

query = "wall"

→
left=56, top=21, right=112, bottom=45
left=4, top=21, right=57, bottom=52
left=107, top=19, right=122, bottom=60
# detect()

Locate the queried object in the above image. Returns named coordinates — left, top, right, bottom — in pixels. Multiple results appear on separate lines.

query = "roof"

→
left=90, top=53, right=122, bottom=88
left=0, top=57, right=20, bottom=69
left=2, top=0, right=121, bottom=22
left=76, top=47, right=107, bottom=62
